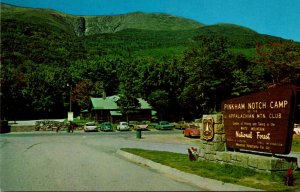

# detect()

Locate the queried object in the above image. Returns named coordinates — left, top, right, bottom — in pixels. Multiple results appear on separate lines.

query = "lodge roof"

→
left=90, top=95, right=152, bottom=110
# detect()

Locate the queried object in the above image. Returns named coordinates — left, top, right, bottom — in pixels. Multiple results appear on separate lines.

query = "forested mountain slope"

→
left=1, top=3, right=299, bottom=120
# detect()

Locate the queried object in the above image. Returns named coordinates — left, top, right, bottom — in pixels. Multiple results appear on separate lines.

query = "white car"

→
left=117, top=122, right=130, bottom=131
left=84, top=122, right=98, bottom=132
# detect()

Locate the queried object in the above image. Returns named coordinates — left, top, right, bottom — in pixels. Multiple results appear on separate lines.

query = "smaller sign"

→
left=68, top=112, right=74, bottom=122
left=202, top=117, right=214, bottom=141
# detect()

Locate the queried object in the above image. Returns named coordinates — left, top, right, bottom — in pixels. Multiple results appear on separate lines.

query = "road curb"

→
left=117, top=149, right=262, bottom=191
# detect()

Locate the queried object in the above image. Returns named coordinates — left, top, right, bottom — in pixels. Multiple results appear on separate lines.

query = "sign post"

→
left=222, top=85, right=297, bottom=154
left=68, top=112, right=74, bottom=122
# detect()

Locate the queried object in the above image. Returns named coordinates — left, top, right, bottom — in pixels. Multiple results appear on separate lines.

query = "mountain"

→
left=0, top=3, right=204, bottom=37
left=1, top=3, right=77, bottom=34
left=83, top=12, right=204, bottom=35
left=0, top=2, right=288, bottom=61
left=193, top=23, right=284, bottom=48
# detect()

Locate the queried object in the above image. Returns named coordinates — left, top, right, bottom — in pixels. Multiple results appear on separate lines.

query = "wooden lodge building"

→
left=87, top=95, right=153, bottom=123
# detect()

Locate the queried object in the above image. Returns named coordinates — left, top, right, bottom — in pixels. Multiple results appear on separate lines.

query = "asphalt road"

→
left=0, top=131, right=204, bottom=191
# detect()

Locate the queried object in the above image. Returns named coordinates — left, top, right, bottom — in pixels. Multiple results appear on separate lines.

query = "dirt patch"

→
left=240, top=177, right=277, bottom=186
left=9, top=125, right=35, bottom=132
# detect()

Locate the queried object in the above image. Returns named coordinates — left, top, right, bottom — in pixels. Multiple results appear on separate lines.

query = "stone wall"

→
left=198, top=114, right=298, bottom=172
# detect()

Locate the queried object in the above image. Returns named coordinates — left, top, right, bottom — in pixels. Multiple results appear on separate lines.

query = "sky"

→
left=1, top=0, right=300, bottom=42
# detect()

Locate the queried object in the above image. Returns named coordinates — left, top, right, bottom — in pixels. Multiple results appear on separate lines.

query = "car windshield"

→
left=121, top=122, right=128, bottom=125
left=188, top=125, right=198, bottom=129
left=86, top=123, right=95, bottom=126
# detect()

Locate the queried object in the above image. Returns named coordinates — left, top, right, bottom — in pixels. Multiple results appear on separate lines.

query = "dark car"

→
left=183, top=124, right=200, bottom=138
left=100, top=122, right=113, bottom=131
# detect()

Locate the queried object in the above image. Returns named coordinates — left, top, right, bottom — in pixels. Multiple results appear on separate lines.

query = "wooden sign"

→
left=222, top=85, right=297, bottom=154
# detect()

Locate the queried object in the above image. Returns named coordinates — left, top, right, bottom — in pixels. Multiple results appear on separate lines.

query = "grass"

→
left=292, top=134, right=300, bottom=152
left=121, top=148, right=300, bottom=191
left=64, top=117, right=88, bottom=125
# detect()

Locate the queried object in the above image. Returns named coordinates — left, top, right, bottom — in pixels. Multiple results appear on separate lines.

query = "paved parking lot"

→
left=0, top=131, right=204, bottom=191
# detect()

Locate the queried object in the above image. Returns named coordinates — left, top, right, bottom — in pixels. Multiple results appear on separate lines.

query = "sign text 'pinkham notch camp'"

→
left=222, top=85, right=297, bottom=154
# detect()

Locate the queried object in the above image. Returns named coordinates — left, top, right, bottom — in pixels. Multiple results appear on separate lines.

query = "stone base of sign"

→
left=199, top=114, right=298, bottom=172
left=200, top=114, right=227, bottom=153
left=198, top=150, right=298, bottom=172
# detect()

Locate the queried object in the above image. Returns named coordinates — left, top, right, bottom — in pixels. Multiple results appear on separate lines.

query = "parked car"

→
left=174, top=121, right=186, bottom=130
left=132, top=121, right=149, bottom=130
left=100, top=122, right=113, bottom=131
left=183, top=124, right=200, bottom=138
left=154, top=121, right=175, bottom=130
left=84, top=122, right=98, bottom=132
left=117, top=122, right=130, bottom=131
